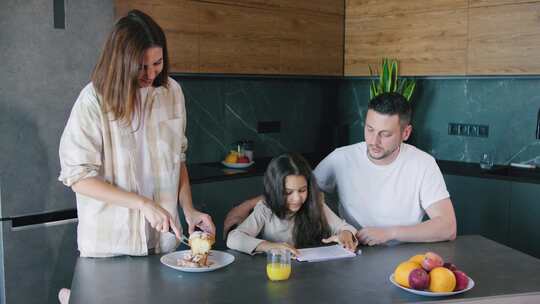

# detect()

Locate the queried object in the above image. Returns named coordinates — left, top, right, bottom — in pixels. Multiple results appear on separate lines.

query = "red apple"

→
left=443, top=262, right=458, bottom=272
left=408, top=268, right=430, bottom=290
left=422, top=252, right=444, bottom=271
left=453, top=270, right=469, bottom=291
left=237, top=156, right=250, bottom=163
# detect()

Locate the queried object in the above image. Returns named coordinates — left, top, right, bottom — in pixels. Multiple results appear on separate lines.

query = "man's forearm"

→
left=236, top=195, right=262, bottom=212
left=391, top=216, right=456, bottom=243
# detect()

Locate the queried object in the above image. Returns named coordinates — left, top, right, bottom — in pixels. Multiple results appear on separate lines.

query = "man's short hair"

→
left=368, top=92, right=412, bottom=126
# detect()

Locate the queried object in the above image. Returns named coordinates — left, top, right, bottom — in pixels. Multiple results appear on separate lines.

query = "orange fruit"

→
left=429, top=267, right=456, bottom=292
left=409, top=254, right=425, bottom=265
left=224, top=152, right=238, bottom=163
left=394, top=261, right=422, bottom=288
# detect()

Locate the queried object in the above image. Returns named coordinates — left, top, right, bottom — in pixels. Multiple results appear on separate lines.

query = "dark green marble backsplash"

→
left=338, top=78, right=540, bottom=166
left=176, top=76, right=540, bottom=165
left=174, top=76, right=338, bottom=164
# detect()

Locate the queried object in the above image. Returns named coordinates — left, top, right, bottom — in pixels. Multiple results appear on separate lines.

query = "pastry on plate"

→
left=177, top=231, right=216, bottom=267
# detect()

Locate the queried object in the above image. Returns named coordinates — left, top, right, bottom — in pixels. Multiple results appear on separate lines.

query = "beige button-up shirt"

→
left=59, top=78, right=187, bottom=257
left=227, top=201, right=357, bottom=254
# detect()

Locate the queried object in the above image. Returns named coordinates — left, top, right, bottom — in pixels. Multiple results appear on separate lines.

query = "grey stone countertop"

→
left=69, top=235, right=540, bottom=304
left=187, top=157, right=540, bottom=185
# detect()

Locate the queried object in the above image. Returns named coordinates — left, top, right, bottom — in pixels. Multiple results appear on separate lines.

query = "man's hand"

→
left=322, top=230, right=358, bottom=252
left=185, top=209, right=216, bottom=235
left=356, top=227, right=394, bottom=246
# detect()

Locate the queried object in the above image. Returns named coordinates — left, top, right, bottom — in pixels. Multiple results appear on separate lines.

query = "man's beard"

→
left=367, top=144, right=400, bottom=160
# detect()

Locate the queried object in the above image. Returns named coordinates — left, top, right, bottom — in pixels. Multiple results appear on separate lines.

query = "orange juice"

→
left=266, top=263, right=291, bottom=281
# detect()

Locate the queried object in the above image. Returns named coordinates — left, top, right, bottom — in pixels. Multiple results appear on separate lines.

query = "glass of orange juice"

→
left=266, top=248, right=291, bottom=281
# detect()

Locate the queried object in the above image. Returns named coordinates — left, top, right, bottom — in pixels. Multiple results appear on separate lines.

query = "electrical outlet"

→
left=459, top=124, right=469, bottom=136
left=448, top=123, right=459, bottom=135
left=448, top=123, right=488, bottom=138
left=470, top=125, right=479, bottom=137
left=257, top=121, right=281, bottom=133
left=478, top=125, right=489, bottom=137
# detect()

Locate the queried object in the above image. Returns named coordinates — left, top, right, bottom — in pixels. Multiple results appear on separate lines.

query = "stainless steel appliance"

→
left=0, top=1, right=113, bottom=303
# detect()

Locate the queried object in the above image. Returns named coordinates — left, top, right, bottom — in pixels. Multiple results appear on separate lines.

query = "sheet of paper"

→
left=296, top=245, right=359, bottom=262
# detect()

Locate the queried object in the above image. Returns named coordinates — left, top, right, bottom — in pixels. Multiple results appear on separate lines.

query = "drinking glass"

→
left=266, top=249, right=291, bottom=281
left=480, top=152, right=494, bottom=170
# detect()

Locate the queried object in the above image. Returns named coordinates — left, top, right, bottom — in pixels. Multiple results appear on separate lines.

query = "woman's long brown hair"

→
left=91, top=9, right=169, bottom=124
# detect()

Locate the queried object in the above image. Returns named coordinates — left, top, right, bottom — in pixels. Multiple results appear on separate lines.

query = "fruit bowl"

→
left=221, top=161, right=254, bottom=169
left=389, top=274, right=474, bottom=297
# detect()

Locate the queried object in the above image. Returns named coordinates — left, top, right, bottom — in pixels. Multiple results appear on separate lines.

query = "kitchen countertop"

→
left=188, top=157, right=540, bottom=185
left=438, top=160, right=540, bottom=185
left=187, top=153, right=325, bottom=184
left=69, top=235, right=540, bottom=303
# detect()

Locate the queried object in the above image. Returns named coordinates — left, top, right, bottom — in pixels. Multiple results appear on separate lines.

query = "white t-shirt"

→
left=314, top=142, right=449, bottom=229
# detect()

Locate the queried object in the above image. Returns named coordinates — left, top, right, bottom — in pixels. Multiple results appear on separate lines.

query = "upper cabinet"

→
left=115, top=0, right=344, bottom=75
left=468, top=2, right=540, bottom=74
left=345, top=0, right=468, bottom=76
left=345, top=0, right=540, bottom=76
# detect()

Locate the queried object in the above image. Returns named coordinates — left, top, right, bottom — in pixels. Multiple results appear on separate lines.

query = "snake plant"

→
left=369, top=58, right=416, bottom=102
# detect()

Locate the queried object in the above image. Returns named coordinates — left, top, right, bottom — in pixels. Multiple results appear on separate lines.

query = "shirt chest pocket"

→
left=158, top=118, right=187, bottom=171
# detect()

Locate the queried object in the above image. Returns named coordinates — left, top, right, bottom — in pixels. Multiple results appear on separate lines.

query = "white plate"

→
left=389, top=273, right=474, bottom=297
left=221, top=161, right=254, bottom=169
left=160, top=250, right=235, bottom=273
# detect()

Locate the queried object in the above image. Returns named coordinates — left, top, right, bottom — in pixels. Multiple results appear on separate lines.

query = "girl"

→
left=227, top=153, right=357, bottom=255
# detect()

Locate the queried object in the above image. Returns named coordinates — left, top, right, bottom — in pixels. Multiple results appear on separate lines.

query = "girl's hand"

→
left=140, top=199, right=181, bottom=239
left=256, top=241, right=300, bottom=257
left=184, top=209, right=216, bottom=236
left=322, top=231, right=358, bottom=252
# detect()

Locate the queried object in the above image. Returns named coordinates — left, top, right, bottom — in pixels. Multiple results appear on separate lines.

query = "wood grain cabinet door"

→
left=115, top=0, right=344, bottom=75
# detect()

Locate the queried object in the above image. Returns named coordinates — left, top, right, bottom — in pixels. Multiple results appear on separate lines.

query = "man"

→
left=224, top=92, right=456, bottom=246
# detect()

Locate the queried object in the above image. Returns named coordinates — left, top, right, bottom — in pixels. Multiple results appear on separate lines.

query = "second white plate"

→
left=389, top=273, right=474, bottom=297
left=161, top=250, right=235, bottom=273
left=221, top=161, right=254, bottom=169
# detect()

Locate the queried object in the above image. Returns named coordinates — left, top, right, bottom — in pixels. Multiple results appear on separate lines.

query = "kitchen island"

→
left=69, top=235, right=540, bottom=303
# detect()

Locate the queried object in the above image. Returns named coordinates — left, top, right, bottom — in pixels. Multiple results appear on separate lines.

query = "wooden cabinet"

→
left=200, top=0, right=345, bottom=15
left=346, top=0, right=540, bottom=76
left=115, top=0, right=344, bottom=75
left=198, top=2, right=281, bottom=74
left=116, top=0, right=201, bottom=72
left=508, top=182, right=540, bottom=259
left=185, top=176, right=263, bottom=249
left=345, top=0, right=468, bottom=76
left=444, top=175, right=511, bottom=245
left=279, top=11, right=343, bottom=75
left=470, top=0, right=534, bottom=7
left=468, top=2, right=540, bottom=74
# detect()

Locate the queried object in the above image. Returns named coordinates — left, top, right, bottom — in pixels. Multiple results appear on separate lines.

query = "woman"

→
left=226, top=153, right=357, bottom=255
left=59, top=9, right=215, bottom=258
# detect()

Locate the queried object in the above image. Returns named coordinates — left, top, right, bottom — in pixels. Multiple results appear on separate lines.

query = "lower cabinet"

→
left=445, top=174, right=540, bottom=259
left=508, top=182, right=540, bottom=259
left=187, top=176, right=263, bottom=249
left=444, top=174, right=511, bottom=245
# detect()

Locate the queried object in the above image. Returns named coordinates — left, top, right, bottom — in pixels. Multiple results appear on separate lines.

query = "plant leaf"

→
left=380, top=59, right=387, bottom=94
left=402, top=79, right=416, bottom=101
left=396, top=79, right=406, bottom=95
left=390, top=59, right=398, bottom=92
left=370, top=81, right=377, bottom=99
